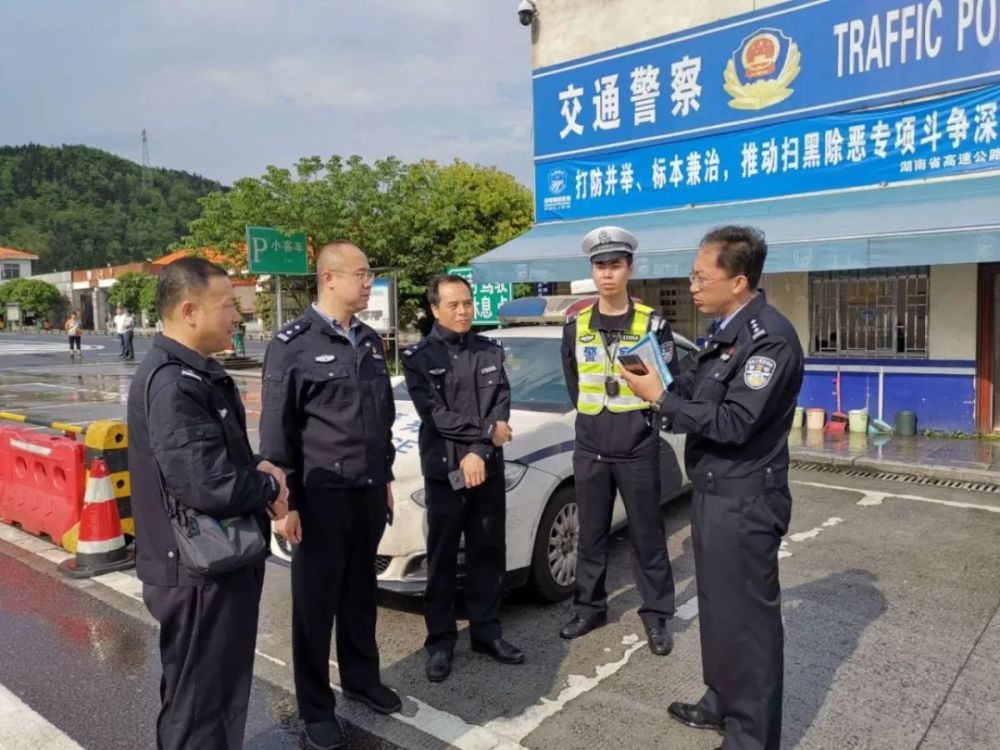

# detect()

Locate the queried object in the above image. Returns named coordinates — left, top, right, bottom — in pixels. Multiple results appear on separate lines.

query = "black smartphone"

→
left=617, top=352, right=649, bottom=375
left=447, top=468, right=466, bottom=491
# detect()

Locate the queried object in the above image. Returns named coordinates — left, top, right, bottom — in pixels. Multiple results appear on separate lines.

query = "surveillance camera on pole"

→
left=517, top=0, right=537, bottom=26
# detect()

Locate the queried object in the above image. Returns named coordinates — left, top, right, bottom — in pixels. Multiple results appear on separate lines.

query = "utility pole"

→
left=141, top=130, right=153, bottom=188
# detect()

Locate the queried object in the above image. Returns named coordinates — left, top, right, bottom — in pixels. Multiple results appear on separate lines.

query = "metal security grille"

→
left=810, top=267, right=929, bottom=358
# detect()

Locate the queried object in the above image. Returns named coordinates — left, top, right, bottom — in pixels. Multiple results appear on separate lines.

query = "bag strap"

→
left=143, top=363, right=185, bottom=523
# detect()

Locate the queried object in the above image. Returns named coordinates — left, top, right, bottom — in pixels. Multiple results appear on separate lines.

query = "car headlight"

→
left=504, top=461, right=528, bottom=491
left=411, top=488, right=426, bottom=507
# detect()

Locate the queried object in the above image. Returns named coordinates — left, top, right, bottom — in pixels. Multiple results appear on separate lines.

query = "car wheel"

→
left=530, top=486, right=578, bottom=602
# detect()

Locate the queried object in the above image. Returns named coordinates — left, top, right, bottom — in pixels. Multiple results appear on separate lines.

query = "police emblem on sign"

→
left=583, top=346, right=599, bottom=363
left=724, top=28, right=800, bottom=110
left=548, top=168, right=568, bottom=196
left=744, top=356, right=776, bottom=390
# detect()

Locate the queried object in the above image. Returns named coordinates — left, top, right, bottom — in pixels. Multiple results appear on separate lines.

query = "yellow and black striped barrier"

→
left=0, top=412, right=134, bottom=551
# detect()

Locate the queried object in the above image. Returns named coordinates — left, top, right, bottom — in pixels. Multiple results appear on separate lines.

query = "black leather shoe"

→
left=343, top=683, right=402, bottom=714
left=426, top=650, right=453, bottom=682
left=559, top=612, right=608, bottom=640
left=644, top=622, right=673, bottom=656
left=667, top=701, right=724, bottom=734
left=304, top=719, right=345, bottom=749
left=471, top=637, right=525, bottom=664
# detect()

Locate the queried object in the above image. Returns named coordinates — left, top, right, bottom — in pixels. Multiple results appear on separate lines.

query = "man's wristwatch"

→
left=651, top=391, right=667, bottom=412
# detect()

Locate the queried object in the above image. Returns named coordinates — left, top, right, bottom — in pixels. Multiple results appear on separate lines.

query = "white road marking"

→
left=0, top=342, right=103, bottom=356
left=675, top=596, right=699, bottom=620
left=778, top=540, right=792, bottom=559
left=0, top=681, right=83, bottom=749
left=255, top=650, right=287, bottom=667
left=792, top=480, right=1000, bottom=515
left=396, top=697, right=526, bottom=750
left=481, top=638, right=647, bottom=743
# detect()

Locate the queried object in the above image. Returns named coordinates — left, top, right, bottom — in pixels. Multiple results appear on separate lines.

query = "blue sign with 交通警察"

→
left=536, top=82, right=1000, bottom=222
left=533, top=0, right=1000, bottom=161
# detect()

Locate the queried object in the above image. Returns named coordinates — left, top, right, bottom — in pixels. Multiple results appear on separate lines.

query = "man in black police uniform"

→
left=259, top=241, right=399, bottom=750
left=559, top=226, right=678, bottom=655
left=621, top=226, right=804, bottom=750
left=127, top=256, right=289, bottom=750
left=403, top=274, right=524, bottom=683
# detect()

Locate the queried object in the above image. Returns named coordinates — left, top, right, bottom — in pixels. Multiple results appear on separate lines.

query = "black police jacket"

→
left=402, top=323, right=510, bottom=481
left=561, top=300, right=680, bottom=461
left=259, top=306, right=395, bottom=507
left=658, top=294, right=804, bottom=486
left=126, top=335, right=279, bottom=587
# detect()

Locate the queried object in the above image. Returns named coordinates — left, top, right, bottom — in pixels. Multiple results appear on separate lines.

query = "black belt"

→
left=690, top=467, right=788, bottom=496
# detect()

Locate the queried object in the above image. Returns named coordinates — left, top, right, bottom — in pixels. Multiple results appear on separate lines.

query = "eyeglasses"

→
left=330, top=269, right=376, bottom=282
left=688, top=272, right=736, bottom=289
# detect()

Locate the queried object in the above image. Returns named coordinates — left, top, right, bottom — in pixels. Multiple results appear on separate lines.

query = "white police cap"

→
left=582, top=226, right=638, bottom=263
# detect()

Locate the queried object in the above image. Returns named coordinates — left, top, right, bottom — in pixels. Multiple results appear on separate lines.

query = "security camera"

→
left=517, top=0, right=537, bottom=26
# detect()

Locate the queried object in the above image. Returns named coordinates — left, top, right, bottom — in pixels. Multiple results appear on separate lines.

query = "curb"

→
left=790, top=448, right=999, bottom=486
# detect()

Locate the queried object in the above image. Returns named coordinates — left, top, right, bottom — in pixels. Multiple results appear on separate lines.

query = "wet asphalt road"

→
left=0, top=547, right=307, bottom=750
left=3, top=332, right=1000, bottom=749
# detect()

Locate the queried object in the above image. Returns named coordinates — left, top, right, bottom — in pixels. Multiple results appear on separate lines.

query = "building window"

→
left=1, top=263, right=20, bottom=280
left=810, top=267, right=929, bottom=358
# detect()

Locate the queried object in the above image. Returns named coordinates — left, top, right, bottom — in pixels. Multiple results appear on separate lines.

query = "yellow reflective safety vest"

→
left=575, top=303, right=653, bottom=415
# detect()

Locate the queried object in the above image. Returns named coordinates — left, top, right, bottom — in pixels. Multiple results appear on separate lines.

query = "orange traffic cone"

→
left=59, top=459, right=135, bottom=578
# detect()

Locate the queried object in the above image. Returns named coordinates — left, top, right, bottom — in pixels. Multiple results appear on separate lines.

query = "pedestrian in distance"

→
left=64, top=311, right=82, bottom=362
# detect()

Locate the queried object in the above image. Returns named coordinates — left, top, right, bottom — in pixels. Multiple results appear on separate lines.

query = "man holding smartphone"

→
left=403, top=274, right=524, bottom=683
left=559, top=226, right=679, bottom=655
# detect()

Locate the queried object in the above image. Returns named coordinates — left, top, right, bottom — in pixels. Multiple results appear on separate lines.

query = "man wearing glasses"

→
left=621, top=225, right=804, bottom=750
left=260, top=241, right=399, bottom=750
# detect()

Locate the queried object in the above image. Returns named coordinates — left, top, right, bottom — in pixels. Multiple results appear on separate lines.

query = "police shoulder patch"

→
left=743, top=355, right=777, bottom=390
left=476, top=334, right=501, bottom=347
left=403, top=340, right=427, bottom=358
left=275, top=317, right=310, bottom=343
left=747, top=317, right=767, bottom=342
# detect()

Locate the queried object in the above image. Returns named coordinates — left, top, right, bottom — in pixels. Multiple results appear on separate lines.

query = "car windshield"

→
left=394, top=336, right=572, bottom=413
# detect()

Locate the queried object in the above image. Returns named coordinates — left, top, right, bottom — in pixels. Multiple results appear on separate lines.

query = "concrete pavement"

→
left=3, top=335, right=1000, bottom=748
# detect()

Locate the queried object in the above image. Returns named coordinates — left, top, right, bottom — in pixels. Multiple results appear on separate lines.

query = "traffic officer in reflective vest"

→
left=259, top=241, right=399, bottom=750
left=621, top=226, right=804, bottom=750
left=403, top=274, right=524, bottom=683
left=559, top=226, right=678, bottom=655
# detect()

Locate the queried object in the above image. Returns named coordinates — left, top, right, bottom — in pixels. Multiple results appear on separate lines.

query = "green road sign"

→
left=246, top=226, right=309, bottom=275
left=447, top=266, right=512, bottom=326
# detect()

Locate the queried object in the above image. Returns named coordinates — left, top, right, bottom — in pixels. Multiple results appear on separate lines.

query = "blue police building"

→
left=473, top=0, right=1000, bottom=434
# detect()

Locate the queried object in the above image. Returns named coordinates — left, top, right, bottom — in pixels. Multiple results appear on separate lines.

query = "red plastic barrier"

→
left=0, top=426, right=87, bottom=544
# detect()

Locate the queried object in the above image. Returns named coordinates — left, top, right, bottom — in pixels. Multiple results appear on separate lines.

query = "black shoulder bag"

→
left=143, top=365, right=267, bottom=576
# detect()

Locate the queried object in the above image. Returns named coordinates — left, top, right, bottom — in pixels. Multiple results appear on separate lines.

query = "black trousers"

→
left=573, top=453, right=674, bottom=626
left=124, top=330, right=135, bottom=360
left=424, top=474, right=506, bottom=654
left=142, top=561, right=265, bottom=750
left=292, top=485, right=388, bottom=722
left=691, top=487, right=791, bottom=750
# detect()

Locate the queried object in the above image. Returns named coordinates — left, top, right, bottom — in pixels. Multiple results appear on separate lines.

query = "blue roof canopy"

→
left=471, top=175, right=1000, bottom=283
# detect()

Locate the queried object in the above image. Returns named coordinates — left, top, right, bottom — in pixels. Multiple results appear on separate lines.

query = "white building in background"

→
left=0, top=246, right=37, bottom=283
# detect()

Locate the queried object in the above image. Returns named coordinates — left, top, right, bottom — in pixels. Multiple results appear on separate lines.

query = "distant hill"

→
left=0, top=144, right=224, bottom=272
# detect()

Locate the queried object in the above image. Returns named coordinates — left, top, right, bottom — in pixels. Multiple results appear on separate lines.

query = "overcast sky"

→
left=0, top=1, right=534, bottom=186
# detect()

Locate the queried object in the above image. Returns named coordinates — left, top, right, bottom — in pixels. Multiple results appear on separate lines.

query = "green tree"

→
left=181, top=156, right=533, bottom=329
left=0, top=144, right=222, bottom=272
left=0, top=278, right=62, bottom=318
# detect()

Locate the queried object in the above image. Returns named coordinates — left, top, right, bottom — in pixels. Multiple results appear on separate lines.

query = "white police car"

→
left=272, top=295, right=697, bottom=602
